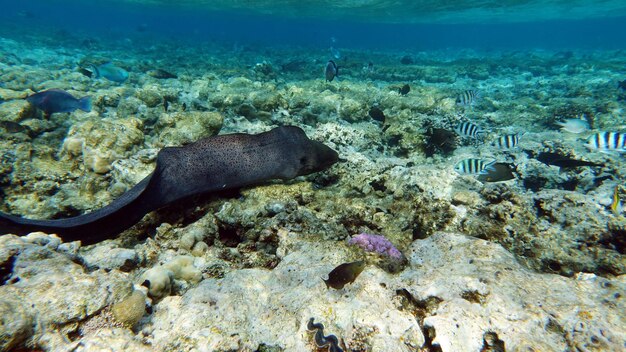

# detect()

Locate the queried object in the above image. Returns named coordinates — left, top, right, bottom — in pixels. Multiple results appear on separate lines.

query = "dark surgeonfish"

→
left=477, top=163, right=516, bottom=182
left=0, top=120, right=33, bottom=136
left=425, top=128, right=457, bottom=156
left=25, top=89, right=91, bottom=116
left=536, top=152, right=603, bottom=169
left=0, top=126, right=338, bottom=244
left=325, top=60, right=339, bottom=82
left=398, top=84, right=410, bottom=96
left=368, top=106, right=385, bottom=123
left=323, top=260, right=365, bottom=289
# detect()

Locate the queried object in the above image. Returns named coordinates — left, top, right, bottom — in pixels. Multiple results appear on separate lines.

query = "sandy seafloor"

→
left=0, top=29, right=625, bottom=352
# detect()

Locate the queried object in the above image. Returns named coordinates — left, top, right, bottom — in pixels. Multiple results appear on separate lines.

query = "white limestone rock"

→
left=146, top=236, right=424, bottom=351
left=74, top=328, right=152, bottom=352
left=0, top=234, right=133, bottom=349
left=405, top=232, right=625, bottom=352
left=143, top=231, right=624, bottom=351
left=1, top=231, right=623, bottom=352
left=81, top=242, right=140, bottom=271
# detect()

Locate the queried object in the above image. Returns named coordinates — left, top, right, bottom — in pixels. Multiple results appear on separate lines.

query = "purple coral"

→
left=348, top=233, right=403, bottom=260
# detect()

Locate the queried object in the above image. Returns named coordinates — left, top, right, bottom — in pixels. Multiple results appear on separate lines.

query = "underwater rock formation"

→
left=0, top=234, right=132, bottom=350
left=62, top=117, right=145, bottom=174
left=0, top=231, right=611, bottom=351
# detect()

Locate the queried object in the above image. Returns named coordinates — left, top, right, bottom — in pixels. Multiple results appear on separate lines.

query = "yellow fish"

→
left=611, top=186, right=622, bottom=215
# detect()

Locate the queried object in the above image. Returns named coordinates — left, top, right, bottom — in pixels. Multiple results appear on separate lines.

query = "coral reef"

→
left=0, top=30, right=624, bottom=351
left=348, top=233, right=403, bottom=260
left=111, top=290, right=147, bottom=328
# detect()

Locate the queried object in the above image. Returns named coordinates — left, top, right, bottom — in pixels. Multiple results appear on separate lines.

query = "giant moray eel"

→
left=0, top=126, right=338, bottom=244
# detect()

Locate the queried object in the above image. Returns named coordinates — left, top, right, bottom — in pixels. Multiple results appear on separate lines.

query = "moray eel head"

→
left=276, top=126, right=339, bottom=178
left=298, top=139, right=339, bottom=175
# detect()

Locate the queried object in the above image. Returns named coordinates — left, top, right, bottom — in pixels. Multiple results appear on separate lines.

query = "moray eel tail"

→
left=0, top=174, right=154, bottom=244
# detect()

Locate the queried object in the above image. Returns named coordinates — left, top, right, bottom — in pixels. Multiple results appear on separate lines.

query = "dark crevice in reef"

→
left=395, top=288, right=443, bottom=326
left=410, top=200, right=455, bottom=240
left=254, top=343, right=283, bottom=352
left=602, top=226, right=626, bottom=255
left=156, top=191, right=237, bottom=228
left=545, top=316, right=565, bottom=336
left=461, top=289, right=488, bottom=304
left=217, top=223, right=244, bottom=248
left=541, top=259, right=564, bottom=275
left=369, top=179, right=387, bottom=192
left=0, top=252, right=17, bottom=285
left=395, top=288, right=450, bottom=352
left=310, top=172, right=340, bottom=188
left=422, top=325, right=443, bottom=352
left=67, top=327, right=82, bottom=342
left=480, top=331, right=506, bottom=352
left=49, top=205, right=82, bottom=219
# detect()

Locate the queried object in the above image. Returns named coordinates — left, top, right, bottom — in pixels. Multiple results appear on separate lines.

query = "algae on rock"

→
left=62, top=117, right=144, bottom=174
left=153, top=110, right=223, bottom=146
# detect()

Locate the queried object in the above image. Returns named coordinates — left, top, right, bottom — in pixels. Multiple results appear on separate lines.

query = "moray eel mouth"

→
left=299, top=140, right=339, bottom=175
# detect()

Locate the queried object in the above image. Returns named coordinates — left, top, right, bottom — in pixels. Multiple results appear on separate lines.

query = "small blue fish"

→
left=26, top=89, right=91, bottom=116
left=91, top=62, right=129, bottom=82
left=325, top=60, right=339, bottom=82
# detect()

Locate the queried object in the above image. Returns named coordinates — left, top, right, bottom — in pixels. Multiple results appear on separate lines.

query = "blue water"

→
left=1, top=0, right=626, bottom=50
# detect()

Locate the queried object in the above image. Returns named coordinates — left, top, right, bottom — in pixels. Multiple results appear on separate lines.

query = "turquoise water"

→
left=2, top=1, right=626, bottom=49
left=1, top=1, right=625, bottom=351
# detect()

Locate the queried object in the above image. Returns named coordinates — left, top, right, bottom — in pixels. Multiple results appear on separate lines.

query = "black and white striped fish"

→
left=456, top=89, right=480, bottom=107
left=454, top=158, right=495, bottom=175
left=586, top=132, right=626, bottom=152
left=494, top=134, right=521, bottom=149
left=455, top=121, right=483, bottom=139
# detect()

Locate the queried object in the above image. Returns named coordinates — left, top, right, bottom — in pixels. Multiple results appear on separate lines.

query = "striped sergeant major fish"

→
left=454, top=158, right=495, bottom=175
left=494, top=133, right=521, bottom=149
left=586, top=132, right=626, bottom=153
left=455, top=121, right=483, bottom=139
left=456, top=89, right=480, bottom=107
